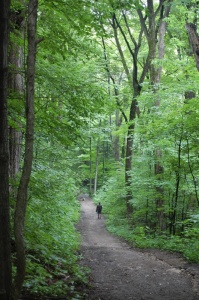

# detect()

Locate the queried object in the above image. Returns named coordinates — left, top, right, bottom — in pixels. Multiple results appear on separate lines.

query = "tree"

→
left=0, top=0, right=12, bottom=299
left=95, top=0, right=171, bottom=215
left=12, top=0, right=38, bottom=298
left=138, top=0, right=171, bottom=230
left=186, top=22, right=199, bottom=72
left=8, top=0, right=25, bottom=183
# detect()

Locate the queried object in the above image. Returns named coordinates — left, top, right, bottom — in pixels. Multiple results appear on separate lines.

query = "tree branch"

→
left=101, top=36, right=128, bottom=123
left=111, top=13, right=132, bottom=83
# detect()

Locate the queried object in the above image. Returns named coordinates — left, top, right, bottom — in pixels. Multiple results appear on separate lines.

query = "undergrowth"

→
left=105, top=220, right=199, bottom=263
left=94, top=176, right=199, bottom=264
left=14, top=164, right=90, bottom=299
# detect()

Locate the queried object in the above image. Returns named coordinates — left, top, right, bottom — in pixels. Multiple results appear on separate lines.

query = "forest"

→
left=1, top=0, right=199, bottom=299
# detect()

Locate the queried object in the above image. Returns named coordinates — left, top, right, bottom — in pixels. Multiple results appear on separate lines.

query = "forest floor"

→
left=76, top=194, right=199, bottom=300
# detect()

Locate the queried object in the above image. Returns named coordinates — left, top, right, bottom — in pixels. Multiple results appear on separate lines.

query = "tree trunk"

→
left=0, top=0, right=12, bottom=299
left=89, top=136, right=93, bottom=194
left=184, top=21, right=199, bottom=209
left=112, top=12, right=142, bottom=215
left=12, top=1, right=38, bottom=299
left=125, top=97, right=139, bottom=215
left=94, top=141, right=99, bottom=194
left=171, top=135, right=182, bottom=235
left=153, top=15, right=168, bottom=231
left=8, top=6, right=25, bottom=181
left=113, top=110, right=122, bottom=162
left=186, top=23, right=199, bottom=71
left=138, top=1, right=171, bottom=231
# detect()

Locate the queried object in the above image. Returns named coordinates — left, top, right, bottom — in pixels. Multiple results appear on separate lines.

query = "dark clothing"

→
left=96, top=204, right=102, bottom=213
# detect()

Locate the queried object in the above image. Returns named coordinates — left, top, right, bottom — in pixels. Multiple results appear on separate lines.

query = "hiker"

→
left=96, top=202, right=102, bottom=219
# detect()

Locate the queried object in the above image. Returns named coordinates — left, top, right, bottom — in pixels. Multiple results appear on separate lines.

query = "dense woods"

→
left=1, top=0, right=199, bottom=299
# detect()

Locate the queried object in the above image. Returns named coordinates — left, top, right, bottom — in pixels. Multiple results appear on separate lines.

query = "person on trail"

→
left=96, top=202, right=102, bottom=219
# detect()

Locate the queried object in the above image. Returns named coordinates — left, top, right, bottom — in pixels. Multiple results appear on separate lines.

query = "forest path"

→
left=76, top=196, right=199, bottom=300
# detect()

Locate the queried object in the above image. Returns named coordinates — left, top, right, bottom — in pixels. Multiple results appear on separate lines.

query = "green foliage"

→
left=19, top=3, right=112, bottom=295
left=21, top=132, right=89, bottom=298
left=93, top=0, right=199, bottom=259
left=94, top=170, right=128, bottom=227
left=9, top=0, right=199, bottom=296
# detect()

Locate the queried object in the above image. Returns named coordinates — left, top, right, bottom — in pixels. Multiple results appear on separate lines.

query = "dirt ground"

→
left=76, top=195, right=199, bottom=300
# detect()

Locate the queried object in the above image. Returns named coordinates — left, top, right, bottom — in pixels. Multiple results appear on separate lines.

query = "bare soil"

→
left=77, top=195, right=199, bottom=300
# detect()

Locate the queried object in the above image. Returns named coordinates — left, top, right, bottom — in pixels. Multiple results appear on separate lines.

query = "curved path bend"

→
left=77, top=197, right=199, bottom=300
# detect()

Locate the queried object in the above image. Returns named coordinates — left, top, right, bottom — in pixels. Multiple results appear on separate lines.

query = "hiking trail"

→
left=77, top=195, right=199, bottom=300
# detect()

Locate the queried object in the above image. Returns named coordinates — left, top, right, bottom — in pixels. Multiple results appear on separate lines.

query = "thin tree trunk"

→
left=89, top=136, right=92, bottom=194
left=12, top=1, right=38, bottom=299
left=125, top=99, right=139, bottom=216
left=172, top=135, right=182, bottom=235
left=113, top=109, right=121, bottom=161
left=0, top=0, right=12, bottom=299
left=102, top=140, right=105, bottom=183
left=181, top=188, right=186, bottom=232
left=94, top=141, right=99, bottom=194
left=186, top=136, right=199, bottom=206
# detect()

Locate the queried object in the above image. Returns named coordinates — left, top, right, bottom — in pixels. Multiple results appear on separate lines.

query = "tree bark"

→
left=0, top=0, right=12, bottom=299
left=186, top=23, right=199, bottom=71
left=12, top=0, right=38, bottom=299
left=8, top=6, right=25, bottom=180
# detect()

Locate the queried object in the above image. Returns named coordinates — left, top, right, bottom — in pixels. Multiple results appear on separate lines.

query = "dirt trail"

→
left=77, top=196, right=199, bottom=300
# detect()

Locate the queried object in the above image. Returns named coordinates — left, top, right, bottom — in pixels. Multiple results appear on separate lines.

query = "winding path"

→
left=77, top=196, right=199, bottom=300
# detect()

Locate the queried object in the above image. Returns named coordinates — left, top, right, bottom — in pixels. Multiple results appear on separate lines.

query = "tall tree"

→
left=101, top=1, right=165, bottom=214
left=0, top=0, right=12, bottom=299
left=12, top=0, right=38, bottom=298
left=137, top=0, right=171, bottom=229
left=9, top=0, right=25, bottom=181
left=103, top=5, right=143, bottom=215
